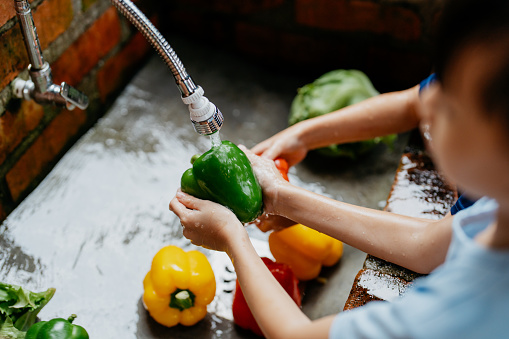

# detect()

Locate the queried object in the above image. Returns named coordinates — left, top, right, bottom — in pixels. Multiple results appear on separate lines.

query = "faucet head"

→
left=183, top=86, right=223, bottom=135
left=191, top=106, right=223, bottom=135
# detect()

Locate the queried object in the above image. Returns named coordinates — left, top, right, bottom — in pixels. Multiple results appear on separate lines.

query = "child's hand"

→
left=238, top=145, right=290, bottom=214
left=254, top=213, right=296, bottom=232
left=170, top=191, right=245, bottom=252
left=250, top=127, right=308, bottom=167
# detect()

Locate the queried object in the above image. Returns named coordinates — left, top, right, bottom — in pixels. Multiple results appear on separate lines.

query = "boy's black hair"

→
left=434, top=0, right=509, bottom=129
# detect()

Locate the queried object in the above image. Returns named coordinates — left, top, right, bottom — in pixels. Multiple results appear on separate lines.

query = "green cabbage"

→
left=289, top=69, right=396, bottom=159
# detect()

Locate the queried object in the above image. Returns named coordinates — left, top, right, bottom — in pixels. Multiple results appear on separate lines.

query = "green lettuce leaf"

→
left=0, top=282, right=55, bottom=337
left=0, top=316, right=26, bottom=339
left=289, top=69, right=397, bottom=159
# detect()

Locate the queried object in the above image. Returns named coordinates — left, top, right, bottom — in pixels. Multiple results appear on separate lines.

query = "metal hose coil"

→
left=110, top=0, right=198, bottom=97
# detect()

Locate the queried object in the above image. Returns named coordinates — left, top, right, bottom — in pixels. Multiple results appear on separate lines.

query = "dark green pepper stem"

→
left=190, top=154, right=200, bottom=165
left=169, top=288, right=196, bottom=311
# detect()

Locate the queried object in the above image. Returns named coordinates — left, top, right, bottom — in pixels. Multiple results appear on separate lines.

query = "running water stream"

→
left=210, top=132, right=222, bottom=148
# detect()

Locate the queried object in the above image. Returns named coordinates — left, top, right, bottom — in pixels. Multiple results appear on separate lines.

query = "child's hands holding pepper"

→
left=238, top=145, right=291, bottom=216
left=171, top=144, right=294, bottom=249
left=170, top=190, right=246, bottom=253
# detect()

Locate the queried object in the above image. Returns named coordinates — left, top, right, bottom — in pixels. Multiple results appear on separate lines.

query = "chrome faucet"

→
left=110, top=0, right=223, bottom=135
left=11, top=0, right=89, bottom=110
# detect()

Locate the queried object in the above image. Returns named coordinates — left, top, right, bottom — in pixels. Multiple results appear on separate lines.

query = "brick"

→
left=169, top=0, right=213, bottom=12
left=235, top=23, right=354, bottom=72
left=235, top=23, right=279, bottom=60
left=5, top=107, right=87, bottom=202
left=0, top=25, right=29, bottom=89
left=33, top=0, right=73, bottom=50
left=214, top=0, right=284, bottom=14
left=0, top=201, right=6, bottom=222
left=169, top=0, right=283, bottom=14
left=82, top=0, right=98, bottom=12
left=278, top=31, right=355, bottom=68
left=96, top=31, right=150, bottom=102
left=0, top=0, right=15, bottom=27
left=0, top=0, right=71, bottom=46
left=51, top=7, right=122, bottom=87
left=0, top=0, right=36, bottom=27
left=167, top=9, right=229, bottom=43
left=0, top=100, right=44, bottom=165
left=296, top=0, right=421, bottom=42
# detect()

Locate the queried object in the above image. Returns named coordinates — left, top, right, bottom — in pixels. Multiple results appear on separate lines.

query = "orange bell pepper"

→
left=274, top=158, right=289, bottom=181
left=143, top=245, right=216, bottom=327
left=269, top=224, right=343, bottom=280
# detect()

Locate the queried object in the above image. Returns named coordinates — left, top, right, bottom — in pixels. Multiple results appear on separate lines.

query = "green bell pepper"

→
left=25, top=314, right=89, bottom=339
left=181, top=140, right=263, bottom=223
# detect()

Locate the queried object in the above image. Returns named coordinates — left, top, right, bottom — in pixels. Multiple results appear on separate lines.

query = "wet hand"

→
left=170, top=191, right=245, bottom=252
left=250, top=127, right=308, bottom=167
left=238, top=145, right=290, bottom=214
left=254, top=213, right=296, bottom=232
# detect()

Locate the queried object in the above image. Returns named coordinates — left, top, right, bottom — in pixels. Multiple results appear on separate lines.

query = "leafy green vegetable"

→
left=289, top=69, right=397, bottom=159
left=0, top=317, right=25, bottom=339
left=0, top=282, right=55, bottom=339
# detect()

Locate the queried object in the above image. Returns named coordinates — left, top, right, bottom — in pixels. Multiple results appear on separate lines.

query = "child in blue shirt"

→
left=170, top=0, right=509, bottom=337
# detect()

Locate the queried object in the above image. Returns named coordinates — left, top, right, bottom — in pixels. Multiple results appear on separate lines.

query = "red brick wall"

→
left=0, top=0, right=155, bottom=219
left=161, top=0, right=442, bottom=92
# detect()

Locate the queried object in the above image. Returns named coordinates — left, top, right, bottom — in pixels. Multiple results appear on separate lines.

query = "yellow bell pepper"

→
left=143, top=245, right=216, bottom=327
left=269, top=224, right=343, bottom=281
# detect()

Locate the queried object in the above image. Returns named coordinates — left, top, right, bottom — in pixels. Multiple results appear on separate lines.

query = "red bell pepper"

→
left=274, top=158, right=289, bottom=181
left=232, top=257, right=301, bottom=337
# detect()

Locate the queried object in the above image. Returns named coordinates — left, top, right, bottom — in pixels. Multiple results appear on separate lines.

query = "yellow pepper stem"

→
left=170, top=289, right=196, bottom=311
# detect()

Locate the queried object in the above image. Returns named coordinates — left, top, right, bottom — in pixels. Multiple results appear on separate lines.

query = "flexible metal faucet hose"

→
left=110, top=0, right=223, bottom=135
left=110, top=0, right=198, bottom=97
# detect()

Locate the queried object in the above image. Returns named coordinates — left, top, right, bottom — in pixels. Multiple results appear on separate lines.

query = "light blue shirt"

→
left=330, top=197, right=509, bottom=338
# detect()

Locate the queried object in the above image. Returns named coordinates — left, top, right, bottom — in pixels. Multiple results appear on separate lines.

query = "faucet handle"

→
left=60, top=82, right=89, bottom=110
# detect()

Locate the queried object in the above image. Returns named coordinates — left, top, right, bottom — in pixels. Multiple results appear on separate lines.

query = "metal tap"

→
left=110, top=0, right=223, bottom=135
left=12, top=0, right=89, bottom=110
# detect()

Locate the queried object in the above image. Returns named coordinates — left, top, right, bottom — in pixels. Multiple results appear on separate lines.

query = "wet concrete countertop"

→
left=0, top=37, right=407, bottom=338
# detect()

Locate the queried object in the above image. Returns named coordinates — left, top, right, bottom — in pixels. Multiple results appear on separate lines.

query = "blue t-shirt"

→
left=450, top=194, right=477, bottom=215
left=330, top=197, right=509, bottom=338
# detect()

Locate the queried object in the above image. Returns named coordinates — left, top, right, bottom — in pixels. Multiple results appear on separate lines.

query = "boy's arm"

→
left=227, top=227, right=336, bottom=339
left=171, top=192, right=336, bottom=339
left=252, top=86, right=421, bottom=165
left=298, top=85, right=421, bottom=149
left=275, top=183, right=453, bottom=274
